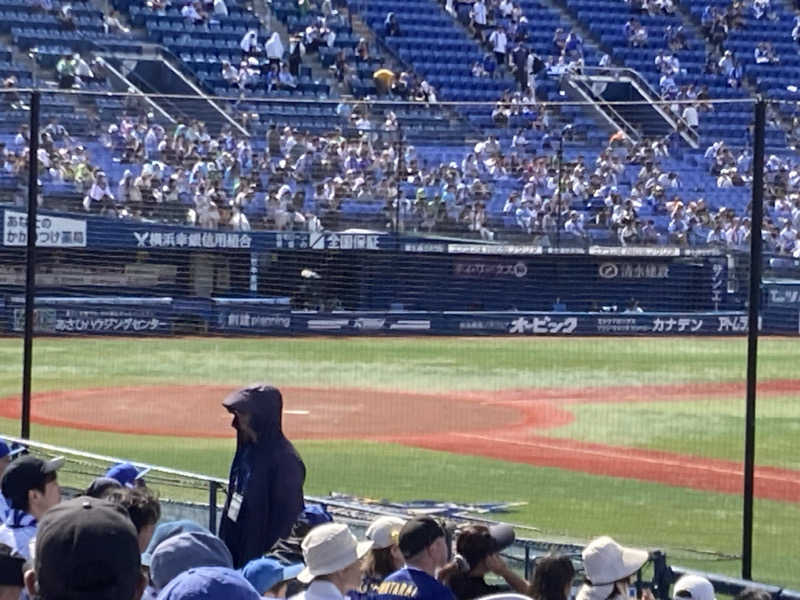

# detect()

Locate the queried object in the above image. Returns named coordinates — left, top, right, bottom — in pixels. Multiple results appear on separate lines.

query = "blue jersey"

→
left=373, top=567, right=455, bottom=600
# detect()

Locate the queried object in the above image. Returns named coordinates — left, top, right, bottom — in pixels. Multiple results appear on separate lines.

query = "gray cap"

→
left=150, top=531, right=233, bottom=591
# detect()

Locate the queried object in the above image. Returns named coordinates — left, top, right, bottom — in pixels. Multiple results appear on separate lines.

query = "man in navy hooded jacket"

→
left=219, top=384, right=306, bottom=568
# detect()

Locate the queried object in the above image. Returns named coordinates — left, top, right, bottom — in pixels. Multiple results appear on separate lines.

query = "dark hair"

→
left=531, top=555, right=576, bottom=600
left=735, top=589, right=772, bottom=600
left=438, top=525, right=495, bottom=585
left=106, top=487, right=161, bottom=533
left=362, top=546, right=397, bottom=581
left=8, top=472, right=56, bottom=513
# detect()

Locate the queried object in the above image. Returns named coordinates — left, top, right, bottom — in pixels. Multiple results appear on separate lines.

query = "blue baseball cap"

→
left=105, top=462, right=146, bottom=487
left=241, top=558, right=303, bottom=594
left=0, top=441, right=24, bottom=461
left=151, top=532, right=233, bottom=591
left=299, top=504, right=333, bottom=527
left=143, top=520, right=208, bottom=567
left=156, top=566, right=261, bottom=600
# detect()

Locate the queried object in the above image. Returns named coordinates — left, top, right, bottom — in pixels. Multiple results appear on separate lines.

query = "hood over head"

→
left=223, top=384, right=284, bottom=445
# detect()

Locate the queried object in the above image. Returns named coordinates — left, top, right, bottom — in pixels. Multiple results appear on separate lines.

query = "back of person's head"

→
left=531, top=555, right=576, bottom=600
left=734, top=588, right=771, bottom=600
left=439, top=524, right=514, bottom=583
left=241, top=558, right=302, bottom=597
left=363, top=516, right=405, bottom=581
left=398, top=516, right=446, bottom=562
left=454, top=526, right=496, bottom=572
left=150, top=531, right=234, bottom=591
left=143, top=520, right=209, bottom=569
left=672, top=575, right=715, bottom=600
left=105, top=486, right=161, bottom=551
left=26, top=496, right=144, bottom=600
left=576, top=537, right=648, bottom=600
left=156, top=566, right=260, bottom=600
left=0, top=543, right=24, bottom=600
left=85, top=476, right=123, bottom=499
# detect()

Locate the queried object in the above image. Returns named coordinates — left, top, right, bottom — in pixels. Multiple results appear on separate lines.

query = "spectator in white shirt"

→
left=181, top=1, right=204, bottom=24
left=213, top=0, right=228, bottom=16
left=84, top=172, right=116, bottom=213
left=221, top=60, right=239, bottom=86
left=779, top=220, right=797, bottom=252
left=104, top=11, right=130, bottom=34
left=470, top=0, right=487, bottom=36
left=707, top=223, right=725, bottom=244
left=489, top=27, right=508, bottom=67
left=230, top=206, right=251, bottom=231
left=265, top=33, right=285, bottom=68
left=240, top=30, right=259, bottom=55
left=682, top=103, right=699, bottom=129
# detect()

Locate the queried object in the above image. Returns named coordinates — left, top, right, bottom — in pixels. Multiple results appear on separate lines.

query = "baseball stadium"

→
left=1, top=0, right=800, bottom=597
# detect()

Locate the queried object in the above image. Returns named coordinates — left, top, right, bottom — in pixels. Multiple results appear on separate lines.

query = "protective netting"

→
left=0, top=89, right=799, bottom=588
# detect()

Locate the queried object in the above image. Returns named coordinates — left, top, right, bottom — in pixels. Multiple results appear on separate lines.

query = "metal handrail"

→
left=565, top=73, right=641, bottom=140
left=578, top=66, right=700, bottom=147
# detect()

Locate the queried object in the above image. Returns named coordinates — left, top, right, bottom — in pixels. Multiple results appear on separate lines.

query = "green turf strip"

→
left=1, top=420, right=797, bottom=589
left=1, top=336, right=795, bottom=395
left=546, top=395, right=800, bottom=471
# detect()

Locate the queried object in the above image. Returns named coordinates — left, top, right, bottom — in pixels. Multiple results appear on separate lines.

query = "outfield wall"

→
left=0, top=299, right=750, bottom=336
left=2, top=209, right=744, bottom=307
left=4, top=208, right=800, bottom=333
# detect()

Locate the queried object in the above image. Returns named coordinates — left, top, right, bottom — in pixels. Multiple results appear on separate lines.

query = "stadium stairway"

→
left=680, top=0, right=797, bottom=146
left=553, top=0, right=791, bottom=154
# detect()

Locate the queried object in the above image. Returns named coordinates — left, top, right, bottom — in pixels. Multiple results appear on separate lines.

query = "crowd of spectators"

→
left=8, top=104, right=800, bottom=253
left=446, top=0, right=584, bottom=94
left=0, top=437, right=778, bottom=600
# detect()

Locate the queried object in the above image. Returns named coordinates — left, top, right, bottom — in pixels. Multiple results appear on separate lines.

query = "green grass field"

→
left=0, top=336, right=798, bottom=588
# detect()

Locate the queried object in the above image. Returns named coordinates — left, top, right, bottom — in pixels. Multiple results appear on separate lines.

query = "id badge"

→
left=227, top=493, right=243, bottom=522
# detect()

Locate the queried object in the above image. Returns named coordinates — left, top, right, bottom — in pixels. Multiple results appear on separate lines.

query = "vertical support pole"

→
left=209, top=481, right=219, bottom=534
left=396, top=125, right=404, bottom=234
left=524, top=544, right=531, bottom=579
left=21, top=90, right=41, bottom=440
left=555, top=138, right=563, bottom=249
left=742, top=98, right=765, bottom=581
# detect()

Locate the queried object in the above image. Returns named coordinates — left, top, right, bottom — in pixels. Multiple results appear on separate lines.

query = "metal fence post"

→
left=21, top=90, right=41, bottom=440
left=209, top=480, right=219, bottom=534
left=742, top=98, right=765, bottom=581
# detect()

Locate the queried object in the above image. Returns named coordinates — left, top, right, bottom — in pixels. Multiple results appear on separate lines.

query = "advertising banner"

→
left=3, top=211, right=87, bottom=247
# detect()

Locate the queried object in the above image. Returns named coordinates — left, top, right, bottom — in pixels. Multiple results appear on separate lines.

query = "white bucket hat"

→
left=297, top=523, right=373, bottom=583
left=582, top=536, right=649, bottom=585
left=672, top=575, right=716, bottom=600
left=365, top=516, right=405, bottom=550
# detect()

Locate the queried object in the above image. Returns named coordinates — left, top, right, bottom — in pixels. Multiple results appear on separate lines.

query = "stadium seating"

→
left=0, top=0, right=796, bottom=245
